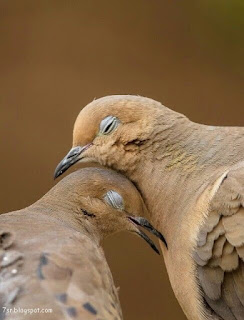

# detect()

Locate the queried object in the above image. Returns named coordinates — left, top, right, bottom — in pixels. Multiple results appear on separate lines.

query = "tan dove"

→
left=55, top=95, right=244, bottom=320
left=0, top=167, right=166, bottom=320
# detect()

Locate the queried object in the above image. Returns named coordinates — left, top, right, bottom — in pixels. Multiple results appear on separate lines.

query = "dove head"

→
left=54, top=95, right=170, bottom=178
left=46, top=167, right=167, bottom=253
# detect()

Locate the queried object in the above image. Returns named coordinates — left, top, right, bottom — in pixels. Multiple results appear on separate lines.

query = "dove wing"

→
left=0, top=213, right=122, bottom=320
left=195, top=163, right=244, bottom=320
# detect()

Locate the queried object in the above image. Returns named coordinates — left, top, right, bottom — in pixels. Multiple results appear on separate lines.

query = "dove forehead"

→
left=52, top=167, right=146, bottom=214
left=73, top=95, right=160, bottom=146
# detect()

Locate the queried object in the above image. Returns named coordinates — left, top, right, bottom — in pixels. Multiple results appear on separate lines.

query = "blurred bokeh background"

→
left=0, top=1, right=243, bottom=319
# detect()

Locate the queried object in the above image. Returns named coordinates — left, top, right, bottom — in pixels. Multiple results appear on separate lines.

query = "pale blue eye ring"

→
left=104, top=190, right=124, bottom=210
left=99, top=116, right=120, bottom=135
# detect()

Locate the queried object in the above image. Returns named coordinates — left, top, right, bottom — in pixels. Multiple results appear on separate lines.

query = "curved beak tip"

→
left=53, top=146, right=84, bottom=180
left=128, top=216, right=168, bottom=254
left=53, top=164, right=64, bottom=180
left=137, top=229, right=161, bottom=255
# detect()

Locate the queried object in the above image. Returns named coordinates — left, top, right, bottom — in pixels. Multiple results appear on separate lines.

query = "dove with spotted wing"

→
left=0, top=167, right=166, bottom=320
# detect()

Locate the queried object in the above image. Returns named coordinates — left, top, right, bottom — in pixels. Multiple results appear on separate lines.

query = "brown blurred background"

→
left=0, top=1, right=243, bottom=319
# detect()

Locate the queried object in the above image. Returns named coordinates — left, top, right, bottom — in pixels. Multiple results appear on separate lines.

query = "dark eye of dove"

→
left=104, top=190, right=124, bottom=210
left=99, top=116, right=120, bottom=135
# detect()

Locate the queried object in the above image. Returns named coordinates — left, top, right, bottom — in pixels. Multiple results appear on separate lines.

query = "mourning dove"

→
left=0, top=167, right=166, bottom=320
left=54, top=95, right=244, bottom=320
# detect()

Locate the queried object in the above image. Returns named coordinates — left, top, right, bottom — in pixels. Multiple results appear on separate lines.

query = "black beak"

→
left=128, top=216, right=168, bottom=255
left=136, top=230, right=161, bottom=255
left=54, top=145, right=91, bottom=179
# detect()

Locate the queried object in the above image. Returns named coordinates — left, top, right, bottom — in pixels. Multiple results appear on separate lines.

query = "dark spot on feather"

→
left=0, top=231, right=14, bottom=249
left=36, top=253, right=48, bottom=280
left=81, top=209, right=96, bottom=218
left=83, top=302, right=97, bottom=315
left=66, top=307, right=77, bottom=317
left=111, top=302, right=116, bottom=309
left=55, top=293, right=67, bottom=304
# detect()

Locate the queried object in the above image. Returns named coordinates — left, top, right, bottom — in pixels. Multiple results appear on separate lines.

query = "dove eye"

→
left=104, top=190, right=124, bottom=210
left=99, top=116, right=120, bottom=135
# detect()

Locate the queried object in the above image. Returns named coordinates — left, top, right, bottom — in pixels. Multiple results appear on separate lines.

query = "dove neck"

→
left=30, top=198, right=102, bottom=244
left=129, top=119, right=244, bottom=242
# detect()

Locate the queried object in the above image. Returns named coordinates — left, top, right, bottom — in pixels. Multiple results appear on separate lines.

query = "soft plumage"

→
left=55, top=95, right=244, bottom=320
left=0, top=167, right=166, bottom=320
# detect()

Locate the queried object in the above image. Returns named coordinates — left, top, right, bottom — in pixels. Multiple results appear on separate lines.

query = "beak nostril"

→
left=67, top=146, right=82, bottom=159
